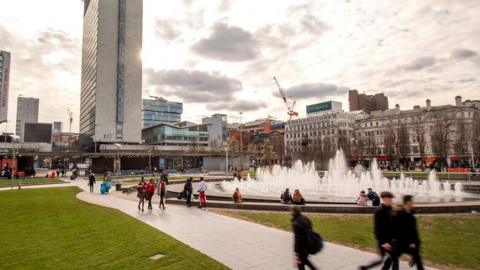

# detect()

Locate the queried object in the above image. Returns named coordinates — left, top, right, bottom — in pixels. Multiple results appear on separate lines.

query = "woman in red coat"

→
left=146, top=179, right=156, bottom=210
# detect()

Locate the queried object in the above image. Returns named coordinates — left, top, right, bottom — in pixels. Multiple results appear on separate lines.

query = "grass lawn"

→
left=0, top=177, right=63, bottom=188
left=0, top=187, right=227, bottom=270
left=216, top=210, right=480, bottom=270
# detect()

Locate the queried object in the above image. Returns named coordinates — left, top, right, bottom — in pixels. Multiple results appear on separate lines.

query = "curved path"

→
left=72, top=181, right=435, bottom=270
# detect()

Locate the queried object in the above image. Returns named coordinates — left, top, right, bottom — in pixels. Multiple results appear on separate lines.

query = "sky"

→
left=0, top=0, right=479, bottom=133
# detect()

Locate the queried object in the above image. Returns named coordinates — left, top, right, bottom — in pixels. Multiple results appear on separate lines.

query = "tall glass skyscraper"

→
left=142, top=98, right=183, bottom=128
left=80, top=0, right=143, bottom=143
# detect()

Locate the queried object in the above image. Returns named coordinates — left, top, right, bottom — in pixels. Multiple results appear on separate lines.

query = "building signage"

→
left=306, top=101, right=332, bottom=114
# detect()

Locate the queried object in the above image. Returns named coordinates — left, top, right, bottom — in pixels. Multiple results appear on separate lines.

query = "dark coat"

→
left=184, top=181, right=193, bottom=193
left=292, top=214, right=312, bottom=254
left=374, top=204, right=394, bottom=245
left=393, top=209, right=420, bottom=248
left=88, top=175, right=96, bottom=185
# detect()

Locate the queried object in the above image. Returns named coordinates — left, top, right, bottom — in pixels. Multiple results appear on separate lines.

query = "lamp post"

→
left=11, top=134, right=20, bottom=190
left=225, top=146, right=229, bottom=179
left=115, top=143, right=122, bottom=175
left=239, top=112, right=243, bottom=153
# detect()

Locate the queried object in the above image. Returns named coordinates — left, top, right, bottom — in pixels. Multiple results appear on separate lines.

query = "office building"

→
left=142, top=122, right=209, bottom=146
left=349, top=89, right=389, bottom=113
left=80, top=0, right=143, bottom=143
left=15, top=97, right=39, bottom=142
left=53, top=121, right=63, bottom=133
left=142, top=97, right=183, bottom=128
left=24, top=123, right=52, bottom=143
left=0, top=50, right=11, bottom=123
left=306, top=101, right=343, bottom=116
left=202, top=114, right=227, bottom=145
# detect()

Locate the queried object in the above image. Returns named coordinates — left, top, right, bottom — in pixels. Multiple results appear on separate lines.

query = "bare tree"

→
left=454, top=122, right=468, bottom=163
left=228, top=138, right=240, bottom=154
left=209, top=139, right=223, bottom=153
left=431, top=113, right=455, bottom=170
left=262, top=138, right=275, bottom=165
left=337, top=132, right=352, bottom=159
left=396, top=123, right=411, bottom=168
left=473, top=111, right=480, bottom=165
left=412, top=116, right=427, bottom=170
left=384, top=124, right=396, bottom=167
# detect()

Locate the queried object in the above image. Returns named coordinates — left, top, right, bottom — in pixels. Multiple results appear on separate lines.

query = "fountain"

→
left=221, top=150, right=466, bottom=203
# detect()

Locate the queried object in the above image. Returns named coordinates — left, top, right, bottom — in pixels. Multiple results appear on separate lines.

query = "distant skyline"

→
left=0, top=0, right=479, bottom=133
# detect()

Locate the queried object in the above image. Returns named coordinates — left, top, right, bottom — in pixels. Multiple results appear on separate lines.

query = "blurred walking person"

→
left=88, top=173, right=96, bottom=193
left=291, top=207, right=319, bottom=270
left=158, top=178, right=167, bottom=210
left=360, top=191, right=398, bottom=270
left=393, top=195, right=424, bottom=270
left=146, top=179, right=156, bottom=210
left=197, top=177, right=207, bottom=208
left=137, top=179, right=147, bottom=212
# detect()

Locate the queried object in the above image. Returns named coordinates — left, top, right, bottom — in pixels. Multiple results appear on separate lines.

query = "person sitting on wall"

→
left=357, top=190, right=368, bottom=206
left=292, top=189, right=306, bottom=205
left=280, top=188, right=293, bottom=204
left=367, top=188, right=381, bottom=206
left=233, top=188, right=243, bottom=203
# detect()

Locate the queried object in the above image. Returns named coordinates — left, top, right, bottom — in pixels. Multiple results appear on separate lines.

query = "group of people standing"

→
left=178, top=177, right=208, bottom=208
left=136, top=175, right=168, bottom=212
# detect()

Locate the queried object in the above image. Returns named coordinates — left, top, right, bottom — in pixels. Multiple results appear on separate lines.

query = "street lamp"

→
left=115, top=143, right=122, bottom=175
left=10, top=134, right=20, bottom=190
left=225, top=146, right=229, bottom=179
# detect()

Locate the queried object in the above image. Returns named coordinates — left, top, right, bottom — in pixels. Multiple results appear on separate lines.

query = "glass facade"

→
left=115, top=0, right=126, bottom=139
left=143, top=123, right=208, bottom=146
left=142, top=98, right=183, bottom=128
left=80, top=0, right=98, bottom=136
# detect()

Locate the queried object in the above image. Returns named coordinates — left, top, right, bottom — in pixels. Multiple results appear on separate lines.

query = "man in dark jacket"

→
left=88, top=173, right=96, bottom=193
left=291, top=207, right=317, bottom=270
left=184, top=178, right=193, bottom=206
left=394, top=195, right=424, bottom=270
left=367, top=188, right=380, bottom=206
left=281, top=188, right=293, bottom=204
left=360, top=191, right=398, bottom=270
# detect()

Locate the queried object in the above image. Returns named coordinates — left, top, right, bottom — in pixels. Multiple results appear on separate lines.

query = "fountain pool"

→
left=219, top=150, right=472, bottom=203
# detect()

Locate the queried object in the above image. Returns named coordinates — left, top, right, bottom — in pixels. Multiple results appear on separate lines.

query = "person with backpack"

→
left=146, top=179, right=156, bottom=210
left=88, top=173, right=96, bottom=193
left=291, top=207, right=320, bottom=270
left=360, top=191, right=398, bottom=270
left=197, top=177, right=207, bottom=208
left=137, top=179, right=147, bottom=212
left=158, top=178, right=167, bottom=210
left=393, top=195, right=424, bottom=270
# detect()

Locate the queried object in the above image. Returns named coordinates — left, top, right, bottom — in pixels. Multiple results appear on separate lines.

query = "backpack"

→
left=306, top=229, right=324, bottom=255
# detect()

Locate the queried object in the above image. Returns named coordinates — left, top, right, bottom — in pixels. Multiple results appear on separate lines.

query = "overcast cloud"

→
left=0, top=0, right=479, bottom=129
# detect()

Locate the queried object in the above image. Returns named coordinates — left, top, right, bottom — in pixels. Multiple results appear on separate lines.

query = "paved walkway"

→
left=74, top=181, right=434, bottom=270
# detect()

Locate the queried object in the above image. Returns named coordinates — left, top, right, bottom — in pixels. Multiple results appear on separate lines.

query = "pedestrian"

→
left=197, top=177, right=207, bottom=208
left=367, top=188, right=380, bottom=206
left=292, top=189, right=306, bottom=205
left=291, top=207, right=317, bottom=270
left=158, top=178, right=167, bottom=210
left=146, top=179, right=156, bottom=210
left=357, top=190, right=368, bottom=206
left=232, top=188, right=243, bottom=203
left=161, top=170, right=169, bottom=185
left=281, top=188, right=293, bottom=204
left=88, top=173, right=96, bottom=193
left=137, top=179, right=147, bottom=212
left=393, top=195, right=424, bottom=270
left=184, top=177, right=193, bottom=207
left=360, top=191, right=398, bottom=270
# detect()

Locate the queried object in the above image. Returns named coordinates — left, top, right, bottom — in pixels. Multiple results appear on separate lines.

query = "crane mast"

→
left=273, top=76, right=298, bottom=120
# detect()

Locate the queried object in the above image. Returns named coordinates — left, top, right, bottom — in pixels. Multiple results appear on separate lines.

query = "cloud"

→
left=278, top=82, right=348, bottom=99
left=154, top=19, right=181, bottom=40
left=191, top=23, right=259, bottom=61
left=207, top=100, right=266, bottom=112
left=401, top=57, right=437, bottom=71
left=145, top=68, right=243, bottom=103
left=450, top=48, right=478, bottom=60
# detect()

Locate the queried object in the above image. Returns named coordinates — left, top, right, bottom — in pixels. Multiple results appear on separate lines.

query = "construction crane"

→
left=67, top=109, right=73, bottom=132
left=273, top=76, right=298, bottom=120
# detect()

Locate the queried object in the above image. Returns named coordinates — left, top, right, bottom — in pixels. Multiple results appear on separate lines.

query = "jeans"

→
left=199, top=191, right=206, bottom=207
left=186, top=190, right=192, bottom=205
